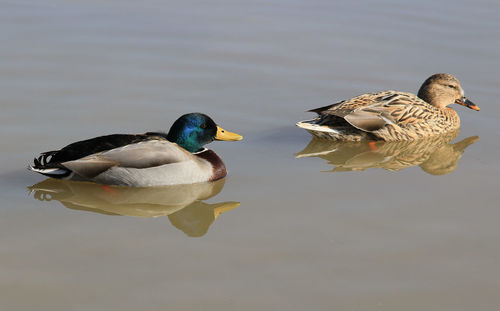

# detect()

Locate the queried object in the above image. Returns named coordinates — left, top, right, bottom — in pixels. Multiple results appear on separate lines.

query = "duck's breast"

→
left=195, top=149, right=227, bottom=182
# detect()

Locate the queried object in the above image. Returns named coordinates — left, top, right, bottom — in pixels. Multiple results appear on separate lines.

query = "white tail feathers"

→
left=28, top=165, right=69, bottom=176
left=296, top=120, right=340, bottom=134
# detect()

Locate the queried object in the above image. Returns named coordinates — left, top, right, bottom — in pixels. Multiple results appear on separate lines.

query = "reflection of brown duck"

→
left=296, top=130, right=478, bottom=175
left=29, top=178, right=239, bottom=237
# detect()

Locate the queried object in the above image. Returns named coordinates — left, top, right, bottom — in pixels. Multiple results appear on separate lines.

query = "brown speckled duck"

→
left=297, top=73, right=480, bottom=141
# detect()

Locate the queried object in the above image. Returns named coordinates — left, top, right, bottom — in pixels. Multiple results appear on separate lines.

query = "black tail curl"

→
left=33, top=151, right=58, bottom=168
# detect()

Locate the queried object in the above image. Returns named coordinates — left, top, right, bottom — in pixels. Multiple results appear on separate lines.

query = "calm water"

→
left=1, top=1, right=500, bottom=310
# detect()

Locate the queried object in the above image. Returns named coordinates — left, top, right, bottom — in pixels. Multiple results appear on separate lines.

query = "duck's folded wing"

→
left=61, top=140, right=193, bottom=178
left=335, top=92, right=435, bottom=132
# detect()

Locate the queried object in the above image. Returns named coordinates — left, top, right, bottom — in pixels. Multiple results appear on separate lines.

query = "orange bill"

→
left=455, top=97, right=480, bottom=111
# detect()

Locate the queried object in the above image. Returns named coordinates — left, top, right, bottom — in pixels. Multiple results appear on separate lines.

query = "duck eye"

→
left=447, top=84, right=456, bottom=89
left=200, top=123, right=207, bottom=129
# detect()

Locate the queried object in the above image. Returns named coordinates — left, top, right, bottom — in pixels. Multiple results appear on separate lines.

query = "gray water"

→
left=1, top=1, right=500, bottom=310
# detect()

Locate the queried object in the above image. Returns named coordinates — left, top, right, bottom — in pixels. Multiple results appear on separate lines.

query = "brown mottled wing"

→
left=312, top=91, right=395, bottom=116
left=313, top=91, right=437, bottom=132
left=360, top=92, right=438, bottom=127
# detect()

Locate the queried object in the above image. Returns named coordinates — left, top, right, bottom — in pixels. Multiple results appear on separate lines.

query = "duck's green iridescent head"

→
left=167, top=113, right=242, bottom=153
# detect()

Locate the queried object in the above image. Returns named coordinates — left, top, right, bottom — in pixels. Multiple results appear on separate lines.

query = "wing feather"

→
left=312, top=91, right=439, bottom=133
left=61, top=140, right=194, bottom=178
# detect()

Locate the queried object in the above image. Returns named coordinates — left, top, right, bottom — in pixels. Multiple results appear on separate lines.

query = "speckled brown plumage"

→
left=297, top=73, right=479, bottom=141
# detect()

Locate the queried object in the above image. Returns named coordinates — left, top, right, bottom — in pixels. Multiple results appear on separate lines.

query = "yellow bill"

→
left=215, top=126, right=243, bottom=141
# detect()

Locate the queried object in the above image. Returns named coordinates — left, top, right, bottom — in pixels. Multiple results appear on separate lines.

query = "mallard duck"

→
left=297, top=73, right=480, bottom=141
left=29, top=113, right=242, bottom=186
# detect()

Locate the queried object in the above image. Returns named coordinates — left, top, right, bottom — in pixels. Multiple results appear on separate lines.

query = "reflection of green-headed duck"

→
left=169, top=201, right=240, bottom=237
left=29, top=113, right=243, bottom=186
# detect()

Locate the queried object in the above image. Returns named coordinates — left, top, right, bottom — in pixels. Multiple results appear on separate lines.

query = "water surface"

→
left=1, top=1, right=500, bottom=310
